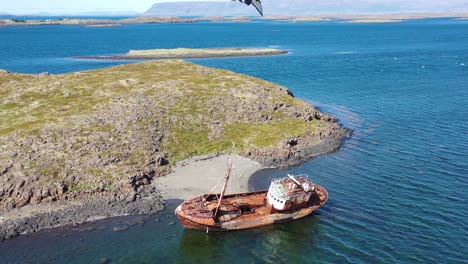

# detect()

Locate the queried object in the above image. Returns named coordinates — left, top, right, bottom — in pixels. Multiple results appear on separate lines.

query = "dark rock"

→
left=101, top=258, right=111, bottom=264
left=283, top=138, right=298, bottom=149
left=0, top=163, right=13, bottom=175
left=135, top=217, right=145, bottom=225
left=113, top=226, right=128, bottom=232
left=156, top=154, right=168, bottom=166
left=15, top=179, right=26, bottom=190
left=79, top=227, right=96, bottom=232
left=140, top=177, right=150, bottom=186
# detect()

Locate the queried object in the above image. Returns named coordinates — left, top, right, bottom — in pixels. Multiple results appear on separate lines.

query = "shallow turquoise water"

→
left=0, top=19, right=467, bottom=263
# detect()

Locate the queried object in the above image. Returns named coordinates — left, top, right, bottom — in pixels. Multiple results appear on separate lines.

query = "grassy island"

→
left=76, top=47, right=287, bottom=60
left=0, top=60, right=348, bottom=240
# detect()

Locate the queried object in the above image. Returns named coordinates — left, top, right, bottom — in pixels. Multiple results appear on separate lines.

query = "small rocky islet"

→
left=0, top=60, right=349, bottom=240
left=75, top=47, right=288, bottom=60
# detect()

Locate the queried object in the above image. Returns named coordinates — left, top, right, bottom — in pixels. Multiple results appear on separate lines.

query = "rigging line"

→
left=208, top=174, right=226, bottom=196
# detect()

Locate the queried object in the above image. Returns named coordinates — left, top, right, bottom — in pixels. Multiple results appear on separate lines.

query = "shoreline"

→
left=0, top=156, right=260, bottom=241
left=0, top=125, right=349, bottom=241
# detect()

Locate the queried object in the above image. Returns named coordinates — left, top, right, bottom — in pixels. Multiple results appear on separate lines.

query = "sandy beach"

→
left=155, top=154, right=264, bottom=201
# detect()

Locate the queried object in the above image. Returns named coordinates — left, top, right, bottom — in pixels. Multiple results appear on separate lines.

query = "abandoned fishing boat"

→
left=175, top=161, right=328, bottom=231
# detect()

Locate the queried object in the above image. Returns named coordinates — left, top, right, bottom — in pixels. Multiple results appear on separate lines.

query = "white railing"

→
left=270, top=174, right=310, bottom=183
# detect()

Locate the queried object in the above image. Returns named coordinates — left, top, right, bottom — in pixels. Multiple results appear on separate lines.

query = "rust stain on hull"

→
left=176, top=186, right=328, bottom=231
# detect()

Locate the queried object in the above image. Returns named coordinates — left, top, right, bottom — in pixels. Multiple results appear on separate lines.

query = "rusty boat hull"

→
left=175, top=185, right=328, bottom=232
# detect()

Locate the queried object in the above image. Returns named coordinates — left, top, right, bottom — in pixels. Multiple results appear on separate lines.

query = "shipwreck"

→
left=175, top=160, right=328, bottom=232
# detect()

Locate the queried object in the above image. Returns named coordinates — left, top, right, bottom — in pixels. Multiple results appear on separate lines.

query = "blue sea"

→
left=0, top=19, right=467, bottom=263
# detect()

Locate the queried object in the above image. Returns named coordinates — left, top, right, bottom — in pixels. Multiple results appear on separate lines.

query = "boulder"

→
left=56, top=182, right=68, bottom=195
left=15, top=190, right=32, bottom=207
left=41, top=188, right=51, bottom=198
left=156, top=154, right=168, bottom=166
left=30, top=190, right=43, bottom=205
left=100, top=258, right=111, bottom=264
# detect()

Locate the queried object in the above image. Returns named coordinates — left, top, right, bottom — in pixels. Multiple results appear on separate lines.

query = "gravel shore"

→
left=155, top=154, right=264, bottom=201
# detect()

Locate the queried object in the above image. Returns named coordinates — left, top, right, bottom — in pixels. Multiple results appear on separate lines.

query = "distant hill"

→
left=145, top=1, right=258, bottom=17
left=144, top=0, right=468, bottom=16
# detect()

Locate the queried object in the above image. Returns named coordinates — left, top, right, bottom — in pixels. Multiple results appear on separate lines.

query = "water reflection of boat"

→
left=175, top=160, right=328, bottom=232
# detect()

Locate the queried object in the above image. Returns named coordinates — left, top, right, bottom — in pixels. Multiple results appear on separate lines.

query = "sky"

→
left=0, top=0, right=218, bottom=14
left=1, top=0, right=467, bottom=15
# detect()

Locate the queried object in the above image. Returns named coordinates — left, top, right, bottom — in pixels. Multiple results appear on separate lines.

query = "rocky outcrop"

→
left=0, top=94, right=172, bottom=213
left=245, top=122, right=350, bottom=167
left=0, top=184, right=163, bottom=241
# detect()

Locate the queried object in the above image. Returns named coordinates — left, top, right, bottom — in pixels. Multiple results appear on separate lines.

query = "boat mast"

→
left=214, top=159, right=233, bottom=218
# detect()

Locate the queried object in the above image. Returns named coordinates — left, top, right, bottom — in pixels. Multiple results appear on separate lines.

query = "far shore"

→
left=1, top=13, right=467, bottom=28
left=74, top=48, right=288, bottom=61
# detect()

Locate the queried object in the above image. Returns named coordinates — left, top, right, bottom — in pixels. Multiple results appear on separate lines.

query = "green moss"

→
left=272, top=95, right=303, bottom=107
left=0, top=102, right=18, bottom=111
left=68, top=182, right=99, bottom=192
left=164, top=119, right=326, bottom=161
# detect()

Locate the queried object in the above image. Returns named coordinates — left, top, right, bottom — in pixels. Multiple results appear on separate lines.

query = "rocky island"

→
left=75, top=48, right=287, bottom=60
left=0, top=60, right=349, bottom=240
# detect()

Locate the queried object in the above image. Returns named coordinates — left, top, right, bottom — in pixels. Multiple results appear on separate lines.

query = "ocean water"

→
left=0, top=19, right=467, bottom=263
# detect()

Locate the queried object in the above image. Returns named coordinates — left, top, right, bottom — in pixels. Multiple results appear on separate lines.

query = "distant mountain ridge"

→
left=145, top=1, right=258, bottom=17
left=144, top=0, right=468, bottom=16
